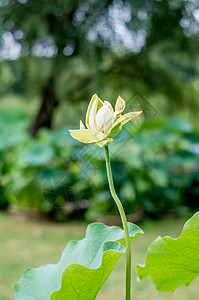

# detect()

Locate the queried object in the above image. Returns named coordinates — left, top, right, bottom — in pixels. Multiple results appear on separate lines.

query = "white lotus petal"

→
left=80, top=120, right=86, bottom=129
left=95, top=101, right=114, bottom=133
left=104, top=101, right=114, bottom=113
left=85, top=94, right=103, bottom=129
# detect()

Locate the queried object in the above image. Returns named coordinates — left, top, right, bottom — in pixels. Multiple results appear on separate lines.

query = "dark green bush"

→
left=0, top=107, right=198, bottom=221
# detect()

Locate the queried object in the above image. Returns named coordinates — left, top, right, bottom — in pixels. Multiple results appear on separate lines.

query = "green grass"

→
left=0, top=212, right=198, bottom=300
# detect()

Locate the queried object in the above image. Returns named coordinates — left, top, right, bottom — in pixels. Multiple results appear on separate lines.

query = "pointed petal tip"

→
left=92, top=93, right=97, bottom=97
left=135, top=110, right=142, bottom=117
left=129, top=110, right=142, bottom=118
left=135, top=110, right=142, bottom=115
left=115, top=95, right=126, bottom=115
left=80, top=120, right=86, bottom=129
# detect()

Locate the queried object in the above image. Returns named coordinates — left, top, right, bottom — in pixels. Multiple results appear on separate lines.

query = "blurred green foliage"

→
left=0, top=106, right=198, bottom=221
left=1, top=0, right=199, bottom=130
left=1, top=0, right=199, bottom=221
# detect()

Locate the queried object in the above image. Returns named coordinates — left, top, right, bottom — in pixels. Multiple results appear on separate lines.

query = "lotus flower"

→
left=69, top=94, right=142, bottom=147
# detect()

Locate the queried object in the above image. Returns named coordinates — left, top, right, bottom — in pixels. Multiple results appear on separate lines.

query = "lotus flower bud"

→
left=69, top=94, right=142, bottom=148
left=95, top=101, right=115, bottom=133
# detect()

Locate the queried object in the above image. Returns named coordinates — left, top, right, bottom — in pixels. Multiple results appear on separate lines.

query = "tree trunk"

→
left=31, top=77, right=58, bottom=137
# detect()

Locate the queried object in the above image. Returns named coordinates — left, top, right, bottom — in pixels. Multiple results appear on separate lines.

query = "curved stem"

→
left=104, top=145, right=132, bottom=300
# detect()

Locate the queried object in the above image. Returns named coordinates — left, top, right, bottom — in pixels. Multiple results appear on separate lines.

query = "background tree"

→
left=0, top=0, right=199, bottom=134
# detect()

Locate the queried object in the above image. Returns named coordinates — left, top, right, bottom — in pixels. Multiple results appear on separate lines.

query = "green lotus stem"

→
left=104, top=145, right=132, bottom=300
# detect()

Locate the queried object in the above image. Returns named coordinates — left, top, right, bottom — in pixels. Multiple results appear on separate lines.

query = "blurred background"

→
left=0, top=0, right=199, bottom=299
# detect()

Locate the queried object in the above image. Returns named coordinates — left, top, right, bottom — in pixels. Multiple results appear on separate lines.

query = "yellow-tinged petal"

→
left=117, top=110, right=142, bottom=126
left=69, top=129, right=107, bottom=144
left=80, top=120, right=86, bottom=129
left=88, top=98, right=98, bottom=130
left=107, top=123, right=122, bottom=138
left=95, top=138, right=113, bottom=148
left=115, top=96, right=125, bottom=115
left=108, top=110, right=142, bottom=137
left=85, top=94, right=103, bottom=129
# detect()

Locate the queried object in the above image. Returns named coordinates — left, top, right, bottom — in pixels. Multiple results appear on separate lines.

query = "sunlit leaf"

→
left=137, top=212, right=199, bottom=292
left=15, top=222, right=143, bottom=300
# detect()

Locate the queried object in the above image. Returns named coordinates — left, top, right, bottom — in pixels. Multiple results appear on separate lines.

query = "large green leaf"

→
left=15, top=222, right=143, bottom=300
left=0, top=131, right=29, bottom=151
left=137, top=212, right=199, bottom=292
left=18, top=142, right=55, bottom=167
left=0, top=109, right=30, bottom=131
